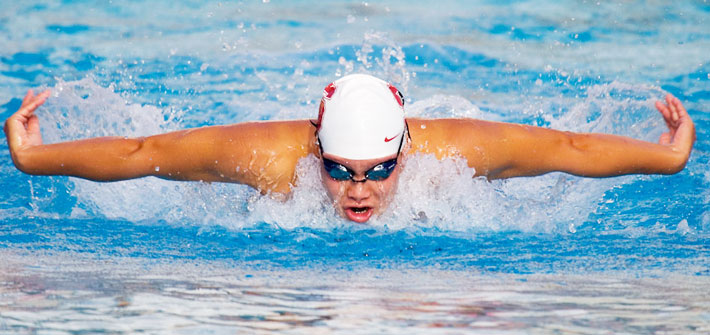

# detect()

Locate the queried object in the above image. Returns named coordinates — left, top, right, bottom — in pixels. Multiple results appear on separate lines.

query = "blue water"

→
left=1, top=1, right=709, bottom=333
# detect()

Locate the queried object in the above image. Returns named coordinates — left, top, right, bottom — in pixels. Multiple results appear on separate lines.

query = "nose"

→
left=346, top=180, right=372, bottom=202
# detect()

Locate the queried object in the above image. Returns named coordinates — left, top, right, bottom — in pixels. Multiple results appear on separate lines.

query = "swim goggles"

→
left=319, top=133, right=404, bottom=183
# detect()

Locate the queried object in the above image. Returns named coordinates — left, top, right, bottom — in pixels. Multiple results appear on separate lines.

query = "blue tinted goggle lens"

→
left=323, top=158, right=398, bottom=182
left=364, top=159, right=397, bottom=180
left=323, top=159, right=354, bottom=180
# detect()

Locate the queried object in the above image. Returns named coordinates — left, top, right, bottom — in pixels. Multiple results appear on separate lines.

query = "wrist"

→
left=11, top=146, right=48, bottom=175
left=662, top=146, right=690, bottom=174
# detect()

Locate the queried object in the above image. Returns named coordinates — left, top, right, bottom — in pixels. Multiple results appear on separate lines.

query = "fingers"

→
left=656, top=94, right=695, bottom=153
left=30, top=89, right=51, bottom=109
left=655, top=99, right=669, bottom=118
left=17, top=89, right=50, bottom=119
left=669, top=94, right=688, bottom=118
left=656, top=94, right=688, bottom=126
left=22, top=89, right=34, bottom=105
left=666, top=94, right=679, bottom=122
left=20, top=89, right=39, bottom=110
left=7, top=89, right=49, bottom=133
left=655, top=94, right=688, bottom=146
left=5, top=89, right=50, bottom=152
left=26, top=114, right=41, bottom=134
left=655, top=98, right=677, bottom=142
left=663, top=94, right=690, bottom=121
left=655, top=100, right=672, bottom=128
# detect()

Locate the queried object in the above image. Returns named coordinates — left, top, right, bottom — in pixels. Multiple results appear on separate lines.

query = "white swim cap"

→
left=316, top=74, right=406, bottom=160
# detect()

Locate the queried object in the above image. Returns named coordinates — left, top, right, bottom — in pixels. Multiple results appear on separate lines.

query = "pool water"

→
left=1, top=1, right=709, bottom=333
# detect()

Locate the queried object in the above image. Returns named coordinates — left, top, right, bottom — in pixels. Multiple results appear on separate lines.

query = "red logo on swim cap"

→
left=316, top=82, right=336, bottom=131
left=384, top=135, right=398, bottom=142
left=324, top=82, right=336, bottom=99
left=388, top=84, right=404, bottom=107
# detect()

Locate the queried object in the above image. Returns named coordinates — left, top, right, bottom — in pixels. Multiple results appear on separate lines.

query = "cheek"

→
left=377, top=169, right=401, bottom=199
left=369, top=176, right=397, bottom=202
left=377, top=179, right=396, bottom=198
left=372, top=181, right=388, bottom=196
left=321, top=175, right=344, bottom=201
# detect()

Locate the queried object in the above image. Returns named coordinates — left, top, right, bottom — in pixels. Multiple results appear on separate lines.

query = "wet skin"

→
left=319, top=152, right=402, bottom=223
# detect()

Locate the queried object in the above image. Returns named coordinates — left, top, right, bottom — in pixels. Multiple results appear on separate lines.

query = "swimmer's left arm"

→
left=482, top=94, right=696, bottom=179
left=410, top=94, right=695, bottom=179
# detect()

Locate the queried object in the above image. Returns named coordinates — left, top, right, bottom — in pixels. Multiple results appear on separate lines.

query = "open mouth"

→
left=344, top=206, right=374, bottom=223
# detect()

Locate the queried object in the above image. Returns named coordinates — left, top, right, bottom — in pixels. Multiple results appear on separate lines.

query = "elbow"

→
left=102, top=137, right=154, bottom=179
left=123, top=137, right=156, bottom=173
left=567, top=133, right=592, bottom=153
left=126, top=137, right=147, bottom=156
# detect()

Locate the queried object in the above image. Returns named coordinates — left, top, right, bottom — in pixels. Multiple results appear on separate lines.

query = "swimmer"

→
left=4, top=74, right=696, bottom=223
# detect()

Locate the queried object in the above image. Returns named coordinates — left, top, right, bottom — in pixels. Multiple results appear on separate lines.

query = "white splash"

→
left=336, top=31, right=412, bottom=93
left=549, top=81, right=666, bottom=139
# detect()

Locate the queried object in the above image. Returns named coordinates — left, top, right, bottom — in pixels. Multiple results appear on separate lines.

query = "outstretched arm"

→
left=409, top=94, right=695, bottom=179
left=492, top=94, right=695, bottom=178
left=4, top=90, right=315, bottom=194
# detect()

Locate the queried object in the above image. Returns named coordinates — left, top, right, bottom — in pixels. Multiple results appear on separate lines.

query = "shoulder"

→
left=407, top=117, right=541, bottom=145
left=212, top=120, right=318, bottom=194
left=218, top=119, right=314, bottom=139
left=406, top=117, right=503, bottom=153
left=404, top=117, right=535, bottom=176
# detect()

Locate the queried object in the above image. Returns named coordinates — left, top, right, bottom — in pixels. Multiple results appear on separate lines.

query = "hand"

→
left=655, top=94, right=695, bottom=157
left=4, top=89, right=51, bottom=163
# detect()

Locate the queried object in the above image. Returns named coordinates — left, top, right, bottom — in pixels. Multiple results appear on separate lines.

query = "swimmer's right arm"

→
left=4, top=90, right=314, bottom=194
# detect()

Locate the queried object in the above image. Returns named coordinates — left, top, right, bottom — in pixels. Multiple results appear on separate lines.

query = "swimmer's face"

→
left=320, top=153, right=402, bottom=223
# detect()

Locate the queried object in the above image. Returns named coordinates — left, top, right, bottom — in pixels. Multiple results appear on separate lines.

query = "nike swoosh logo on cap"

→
left=384, top=135, right=398, bottom=142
